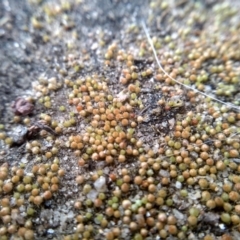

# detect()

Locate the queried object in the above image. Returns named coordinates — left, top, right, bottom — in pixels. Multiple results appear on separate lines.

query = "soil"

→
left=1, top=0, right=240, bottom=239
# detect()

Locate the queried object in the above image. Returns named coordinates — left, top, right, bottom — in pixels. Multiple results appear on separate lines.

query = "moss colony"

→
left=1, top=0, right=240, bottom=239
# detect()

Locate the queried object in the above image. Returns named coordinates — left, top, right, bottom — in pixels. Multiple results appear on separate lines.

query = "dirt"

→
left=1, top=0, right=240, bottom=239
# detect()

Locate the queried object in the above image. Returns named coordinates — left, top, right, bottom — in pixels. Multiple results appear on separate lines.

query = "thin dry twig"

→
left=141, top=21, right=240, bottom=112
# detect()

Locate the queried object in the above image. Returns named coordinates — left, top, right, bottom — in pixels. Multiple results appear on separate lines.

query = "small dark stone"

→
left=44, top=200, right=53, bottom=208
